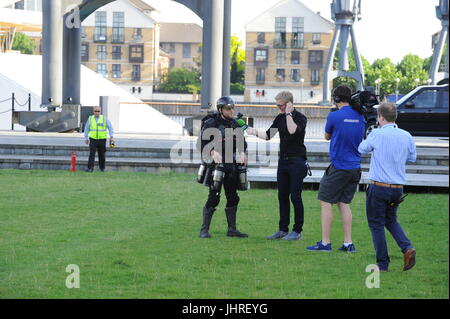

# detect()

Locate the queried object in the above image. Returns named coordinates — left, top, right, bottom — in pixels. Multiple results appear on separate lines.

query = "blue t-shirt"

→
left=325, top=106, right=365, bottom=169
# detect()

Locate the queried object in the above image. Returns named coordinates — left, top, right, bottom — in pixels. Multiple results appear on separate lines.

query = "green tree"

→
left=157, top=68, right=200, bottom=94
left=12, top=32, right=36, bottom=55
left=191, top=35, right=246, bottom=94
left=230, top=34, right=245, bottom=85
left=365, top=58, right=402, bottom=98
left=396, top=54, right=429, bottom=93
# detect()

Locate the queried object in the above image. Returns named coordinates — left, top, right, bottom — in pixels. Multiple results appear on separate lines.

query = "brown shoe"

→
left=403, top=248, right=416, bottom=271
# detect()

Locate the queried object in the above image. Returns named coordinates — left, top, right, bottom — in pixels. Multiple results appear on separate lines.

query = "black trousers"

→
left=88, top=138, right=107, bottom=170
left=205, top=165, right=240, bottom=209
left=277, top=157, right=308, bottom=233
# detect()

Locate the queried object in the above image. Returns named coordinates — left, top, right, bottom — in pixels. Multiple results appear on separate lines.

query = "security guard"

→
left=84, top=106, right=114, bottom=172
left=199, top=96, right=248, bottom=238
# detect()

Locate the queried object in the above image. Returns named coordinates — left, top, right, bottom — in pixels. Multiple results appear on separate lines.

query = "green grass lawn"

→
left=0, top=169, right=448, bottom=299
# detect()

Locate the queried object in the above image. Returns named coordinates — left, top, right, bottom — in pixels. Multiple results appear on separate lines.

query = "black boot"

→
left=225, top=206, right=248, bottom=237
left=199, top=206, right=215, bottom=238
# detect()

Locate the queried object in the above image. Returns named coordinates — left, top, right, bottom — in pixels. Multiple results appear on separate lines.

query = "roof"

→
left=245, top=0, right=334, bottom=33
left=159, top=22, right=202, bottom=43
left=128, top=0, right=156, bottom=12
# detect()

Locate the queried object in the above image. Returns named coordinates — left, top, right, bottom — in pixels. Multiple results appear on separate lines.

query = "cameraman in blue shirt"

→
left=307, top=85, right=365, bottom=252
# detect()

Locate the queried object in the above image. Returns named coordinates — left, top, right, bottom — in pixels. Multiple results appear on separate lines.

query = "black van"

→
left=394, top=84, right=449, bottom=137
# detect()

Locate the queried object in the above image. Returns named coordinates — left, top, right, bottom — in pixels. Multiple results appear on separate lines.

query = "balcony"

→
left=111, top=36, right=125, bottom=44
left=94, top=31, right=107, bottom=43
left=273, top=41, right=287, bottom=49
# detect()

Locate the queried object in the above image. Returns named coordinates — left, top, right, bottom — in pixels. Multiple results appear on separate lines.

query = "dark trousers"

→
left=366, top=184, right=414, bottom=271
left=88, top=138, right=107, bottom=170
left=205, top=166, right=240, bottom=209
left=277, top=157, right=308, bottom=233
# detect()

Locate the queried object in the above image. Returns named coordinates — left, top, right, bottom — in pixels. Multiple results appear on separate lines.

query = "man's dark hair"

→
left=333, top=85, right=352, bottom=103
left=377, top=103, right=397, bottom=122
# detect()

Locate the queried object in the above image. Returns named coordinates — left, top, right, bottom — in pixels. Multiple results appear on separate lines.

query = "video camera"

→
left=349, top=90, right=379, bottom=115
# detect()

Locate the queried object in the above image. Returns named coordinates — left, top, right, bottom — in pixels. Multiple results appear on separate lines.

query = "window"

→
left=291, top=32, right=304, bottom=48
left=169, top=58, right=175, bottom=68
left=256, top=68, right=265, bottom=84
left=312, top=33, right=321, bottom=44
left=254, top=48, right=268, bottom=66
left=112, top=46, right=122, bottom=60
left=132, top=64, right=141, bottom=81
left=129, top=45, right=144, bottom=63
left=276, top=51, right=285, bottom=64
left=81, top=43, right=89, bottom=61
left=308, top=50, right=323, bottom=68
left=112, top=12, right=125, bottom=43
left=97, top=45, right=106, bottom=60
left=97, top=64, right=107, bottom=77
left=291, top=69, right=300, bottom=82
left=442, top=90, right=449, bottom=109
left=81, top=27, right=86, bottom=39
left=183, top=43, right=191, bottom=58
left=274, top=17, right=286, bottom=48
left=411, top=89, right=439, bottom=108
left=15, top=1, right=24, bottom=9
left=291, top=17, right=304, bottom=48
left=133, top=28, right=142, bottom=41
left=160, top=43, right=174, bottom=53
left=276, top=68, right=285, bottom=82
left=94, top=11, right=107, bottom=42
left=292, top=17, right=304, bottom=32
left=257, top=32, right=265, bottom=44
left=112, top=64, right=121, bottom=78
left=291, top=51, right=300, bottom=64
left=311, top=69, right=320, bottom=85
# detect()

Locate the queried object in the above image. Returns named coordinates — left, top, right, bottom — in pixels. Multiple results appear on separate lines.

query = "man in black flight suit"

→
left=199, top=96, right=249, bottom=239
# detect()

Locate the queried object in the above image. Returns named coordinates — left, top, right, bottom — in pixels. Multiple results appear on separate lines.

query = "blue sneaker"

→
left=338, top=243, right=356, bottom=252
left=306, top=241, right=332, bottom=252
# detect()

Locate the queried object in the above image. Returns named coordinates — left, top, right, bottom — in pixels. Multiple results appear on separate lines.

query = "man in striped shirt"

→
left=358, top=103, right=417, bottom=272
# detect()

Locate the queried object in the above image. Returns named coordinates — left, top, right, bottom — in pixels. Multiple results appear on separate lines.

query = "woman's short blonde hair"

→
left=275, top=91, right=294, bottom=104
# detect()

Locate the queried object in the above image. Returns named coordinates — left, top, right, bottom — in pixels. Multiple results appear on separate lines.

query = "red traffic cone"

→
left=70, top=151, right=77, bottom=172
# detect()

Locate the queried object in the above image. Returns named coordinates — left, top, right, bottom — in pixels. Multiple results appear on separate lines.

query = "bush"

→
left=230, top=82, right=244, bottom=95
left=157, top=68, right=200, bottom=94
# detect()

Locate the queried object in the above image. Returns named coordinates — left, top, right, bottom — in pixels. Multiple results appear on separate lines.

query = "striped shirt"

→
left=358, top=123, right=416, bottom=185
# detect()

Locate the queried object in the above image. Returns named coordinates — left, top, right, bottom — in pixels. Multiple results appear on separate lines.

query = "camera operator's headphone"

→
left=332, top=87, right=351, bottom=104
left=332, top=87, right=342, bottom=103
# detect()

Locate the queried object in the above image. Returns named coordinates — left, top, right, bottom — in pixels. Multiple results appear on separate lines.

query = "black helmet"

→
left=216, top=96, right=235, bottom=112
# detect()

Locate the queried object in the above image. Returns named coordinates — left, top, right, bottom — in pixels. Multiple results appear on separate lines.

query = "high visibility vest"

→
left=88, top=115, right=108, bottom=139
